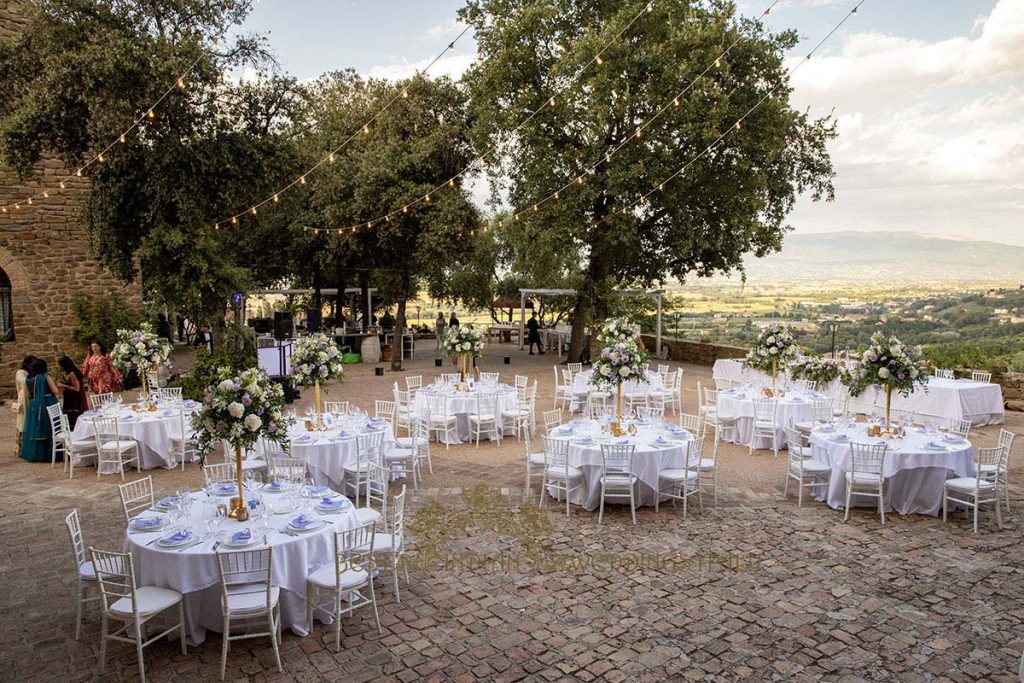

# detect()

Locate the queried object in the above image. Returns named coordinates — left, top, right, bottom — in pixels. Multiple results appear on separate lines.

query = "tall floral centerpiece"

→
left=841, top=332, right=928, bottom=433
left=192, top=367, right=291, bottom=521
left=788, top=355, right=843, bottom=387
left=441, top=327, right=484, bottom=381
left=742, top=323, right=797, bottom=393
left=290, top=333, right=345, bottom=426
left=111, top=324, right=173, bottom=401
left=590, top=332, right=649, bottom=436
left=597, top=318, right=641, bottom=346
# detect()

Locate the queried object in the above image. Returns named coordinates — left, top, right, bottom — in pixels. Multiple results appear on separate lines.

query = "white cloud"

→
left=366, top=52, right=475, bottom=82
left=787, top=0, right=1024, bottom=245
left=421, top=18, right=468, bottom=42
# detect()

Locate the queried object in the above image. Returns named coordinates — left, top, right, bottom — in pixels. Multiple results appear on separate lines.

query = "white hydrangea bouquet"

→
left=597, top=317, right=640, bottom=346
left=192, top=367, right=292, bottom=520
left=842, top=332, right=927, bottom=399
left=788, top=355, right=842, bottom=386
left=290, top=333, right=345, bottom=386
left=111, top=324, right=173, bottom=398
left=590, top=336, right=648, bottom=433
left=742, top=323, right=797, bottom=388
left=441, top=326, right=485, bottom=358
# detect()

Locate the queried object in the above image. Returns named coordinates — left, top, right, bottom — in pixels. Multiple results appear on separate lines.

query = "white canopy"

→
left=518, top=288, right=664, bottom=357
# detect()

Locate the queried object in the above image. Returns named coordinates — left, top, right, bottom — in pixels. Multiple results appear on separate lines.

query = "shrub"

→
left=169, top=323, right=257, bottom=400
left=72, top=294, right=142, bottom=351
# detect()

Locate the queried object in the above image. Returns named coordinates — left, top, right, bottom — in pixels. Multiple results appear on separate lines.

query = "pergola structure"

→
left=518, top=288, right=665, bottom=357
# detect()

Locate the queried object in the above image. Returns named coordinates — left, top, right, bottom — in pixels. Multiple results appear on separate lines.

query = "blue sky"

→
left=233, top=0, right=1024, bottom=246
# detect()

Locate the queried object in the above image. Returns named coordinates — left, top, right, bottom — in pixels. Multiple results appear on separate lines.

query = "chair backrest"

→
left=217, top=547, right=274, bottom=613
left=849, top=442, right=887, bottom=480
left=363, top=462, right=389, bottom=519
left=65, top=508, right=87, bottom=569
left=794, top=379, right=817, bottom=392
left=324, top=401, right=350, bottom=415
left=543, top=409, right=562, bottom=433
left=475, top=392, right=498, bottom=418
left=426, top=393, right=450, bottom=419
left=405, top=376, right=422, bottom=391
left=356, top=431, right=384, bottom=466
left=812, top=398, right=833, bottom=423
left=204, top=462, right=235, bottom=486
left=560, top=368, right=574, bottom=386
left=261, top=436, right=287, bottom=457
left=600, top=443, right=635, bottom=473
left=674, top=368, right=684, bottom=391
left=783, top=427, right=807, bottom=462
left=91, top=416, right=123, bottom=448
left=679, top=413, right=703, bottom=435
left=542, top=435, right=570, bottom=468
left=389, top=485, right=407, bottom=549
left=636, top=405, right=664, bottom=420
left=702, top=386, right=718, bottom=410
left=118, top=476, right=155, bottom=523
left=975, top=446, right=1003, bottom=487
left=714, top=378, right=737, bottom=391
left=663, top=371, right=677, bottom=391
left=47, top=403, right=65, bottom=435
left=439, top=373, right=461, bottom=384
left=656, top=364, right=669, bottom=378
left=159, top=387, right=183, bottom=400
left=88, top=392, right=113, bottom=410
left=753, top=398, right=777, bottom=422
left=947, top=417, right=971, bottom=438
left=333, top=521, right=375, bottom=585
left=685, top=437, right=705, bottom=469
left=514, top=375, right=528, bottom=390
left=89, top=548, right=136, bottom=617
left=267, top=455, right=308, bottom=483
left=375, top=400, right=396, bottom=421
left=997, top=428, right=1016, bottom=459
left=971, top=370, right=992, bottom=383
left=146, top=366, right=160, bottom=390
left=933, top=368, right=954, bottom=379
left=567, top=362, right=583, bottom=375
left=479, top=372, right=500, bottom=384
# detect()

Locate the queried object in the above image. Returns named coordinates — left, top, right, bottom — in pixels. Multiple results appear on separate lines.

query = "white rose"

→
left=878, top=368, right=890, bottom=379
left=619, top=367, right=631, bottom=377
left=218, top=380, right=235, bottom=392
left=766, top=336, right=775, bottom=344
left=600, top=365, right=612, bottom=376
left=769, top=347, right=778, bottom=355
left=910, top=368, right=918, bottom=378
left=228, top=402, right=245, bottom=418
left=244, top=414, right=262, bottom=432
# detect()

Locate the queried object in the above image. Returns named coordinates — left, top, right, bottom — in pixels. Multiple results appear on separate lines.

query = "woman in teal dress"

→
left=20, top=358, right=61, bottom=463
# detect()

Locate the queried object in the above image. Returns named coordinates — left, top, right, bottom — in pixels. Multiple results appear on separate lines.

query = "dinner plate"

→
left=221, top=530, right=259, bottom=548
left=302, top=485, right=332, bottom=498
left=211, top=482, right=238, bottom=496
left=156, top=530, right=196, bottom=548
left=316, top=497, right=349, bottom=513
left=262, top=481, right=288, bottom=494
left=154, top=496, right=182, bottom=511
left=130, top=515, right=167, bottom=532
left=288, top=516, right=325, bottom=532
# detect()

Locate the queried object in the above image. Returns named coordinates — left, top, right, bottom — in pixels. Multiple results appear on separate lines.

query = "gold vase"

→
left=314, top=379, right=322, bottom=428
left=140, top=368, right=149, bottom=402
left=884, top=384, right=892, bottom=435
left=460, top=354, right=467, bottom=382
left=610, top=383, right=625, bottom=436
left=228, top=444, right=249, bottom=521
left=771, top=358, right=777, bottom=394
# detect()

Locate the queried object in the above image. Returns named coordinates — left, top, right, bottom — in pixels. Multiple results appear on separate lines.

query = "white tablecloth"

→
left=715, top=359, right=1005, bottom=426
left=809, top=425, right=974, bottom=516
left=414, top=384, right=519, bottom=443
left=256, top=422, right=397, bottom=490
left=126, top=488, right=359, bottom=645
left=569, top=371, right=664, bottom=412
left=73, top=404, right=200, bottom=471
left=716, top=389, right=818, bottom=449
left=850, top=378, right=1004, bottom=426
left=546, top=419, right=693, bottom=510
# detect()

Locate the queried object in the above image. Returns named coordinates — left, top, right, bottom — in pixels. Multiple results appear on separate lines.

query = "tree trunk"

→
left=312, top=259, right=322, bottom=333
left=567, top=250, right=609, bottom=362
left=359, top=276, right=370, bottom=332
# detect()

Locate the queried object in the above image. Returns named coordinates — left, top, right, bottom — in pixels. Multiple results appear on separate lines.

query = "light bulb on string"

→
left=76, top=169, right=82, bottom=177
left=231, top=217, right=238, bottom=225
left=272, top=194, right=279, bottom=203
left=147, top=109, right=155, bottom=119
left=402, top=206, right=409, bottom=214
left=424, top=194, right=431, bottom=203
left=59, top=182, right=66, bottom=189
left=250, top=207, right=257, bottom=215
left=401, top=89, right=408, bottom=98
left=299, top=175, right=307, bottom=185
left=42, top=191, right=48, bottom=198
left=98, top=153, right=105, bottom=162
left=120, top=133, right=126, bottom=143
left=715, top=57, right=721, bottom=68
left=448, top=178, right=455, bottom=187
left=596, top=54, right=604, bottom=66
left=673, top=97, right=680, bottom=107
left=362, top=125, right=370, bottom=135
left=328, top=153, right=335, bottom=164
left=177, top=78, right=185, bottom=89
left=26, top=198, right=32, bottom=205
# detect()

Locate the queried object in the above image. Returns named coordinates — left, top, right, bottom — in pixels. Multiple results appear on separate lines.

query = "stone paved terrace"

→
left=2, top=344, right=1024, bottom=681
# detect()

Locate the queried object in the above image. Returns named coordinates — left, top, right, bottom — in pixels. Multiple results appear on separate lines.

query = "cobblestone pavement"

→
left=2, top=345, right=1023, bottom=681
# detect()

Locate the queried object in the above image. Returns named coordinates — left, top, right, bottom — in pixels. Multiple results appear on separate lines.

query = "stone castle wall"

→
left=641, top=335, right=747, bottom=366
left=0, top=0, right=142, bottom=395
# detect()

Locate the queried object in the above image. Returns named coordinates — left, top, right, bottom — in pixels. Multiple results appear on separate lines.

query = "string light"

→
left=328, top=153, right=335, bottom=164
left=272, top=194, right=279, bottom=203
left=596, top=54, right=604, bottom=66
left=119, top=133, right=126, bottom=143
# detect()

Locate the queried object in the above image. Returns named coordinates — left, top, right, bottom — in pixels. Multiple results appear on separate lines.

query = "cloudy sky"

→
left=238, top=0, right=1024, bottom=246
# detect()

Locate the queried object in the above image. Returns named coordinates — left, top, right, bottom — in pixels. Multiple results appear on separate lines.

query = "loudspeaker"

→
left=307, top=308, right=321, bottom=333
left=250, top=317, right=273, bottom=334
left=273, top=311, right=293, bottom=341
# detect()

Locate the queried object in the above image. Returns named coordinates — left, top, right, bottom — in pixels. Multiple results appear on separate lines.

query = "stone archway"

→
left=0, top=244, right=33, bottom=341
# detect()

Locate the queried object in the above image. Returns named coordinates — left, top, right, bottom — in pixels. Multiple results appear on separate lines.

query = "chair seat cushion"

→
left=99, top=440, right=138, bottom=452
left=343, top=462, right=375, bottom=473
left=394, top=436, right=415, bottom=448
left=79, top=560, right=97, bottom=581
left=659, top=468, right=700, bottom=482
left=601, top=472, right=637, bottom=486
left=546, top=465, right=583, bottom=480
left=696, top=458, right=716, bottom=470
left=848, top=472, right=883, bottom=486
left=384, top=448, right=414, bottom=461
left=429, top=416, right=456, bottom=425
left=501, top=410, right=529, bottom=419
left=791, top=461, right=831, bottom=474
left=225, top=584, right=280, bottom=614
left=354, top=507, right=382, bottom=526
left=364, top=532, right=399, bottom=555
left=71, top=439, right=97, bottom=451
left=109, top=586, right=182, bottom=618
left=307, top=564, right=369, bottom=591
left=528, top=452, right=546, bottom=465
left=945, top=477, right=996, bottom=492
left=469, top=414, right=496, bottom=422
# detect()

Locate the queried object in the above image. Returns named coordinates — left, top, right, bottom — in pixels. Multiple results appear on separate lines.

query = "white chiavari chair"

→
left=751, top=398, right=780, bottom=458
left=117, top=475, right=155, bottom=525
left=344, top=431, right=384, bottom=506
left=598, top=443, right=638, bottom=525
left=943, top=446, right=1003, bottom=533
left=215, top=547, right=282, bottom=679
left=845, top=442, right=888, bottom=524
left=543, top=409, right=563, bottom=434
left=657, top=437, right=705, bottom=518
left=92, top=416, right=140, bottom=480
left=540, top=435, right=583, bottom=516
left=783, top=427, right=830, bottom=507
left=971, top=370, right=992, bottom=383
left=65, top=509, right=100, bottom=640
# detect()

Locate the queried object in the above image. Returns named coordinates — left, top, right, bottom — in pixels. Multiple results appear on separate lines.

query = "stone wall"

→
left=991, top=372, right=1024, bottom=412
left=642, top=335, right=747, bottom=366
left=0, top=0, right=142, bottom=395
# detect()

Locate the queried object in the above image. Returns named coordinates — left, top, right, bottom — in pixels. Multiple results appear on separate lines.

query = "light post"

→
left=828, top=320, right=841, bottom=359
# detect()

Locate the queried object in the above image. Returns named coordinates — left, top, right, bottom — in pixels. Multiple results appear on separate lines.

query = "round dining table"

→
left=73, top=399, right=202, bottom=471
left=808, top=422, right=974, bottom=516
left=125, top=485, right=360, bottom=645
left=255, top=417, right=396, bottom=491
left=545, top=418, right=694, bottom=510
left=413, top=381, right=519, bottom=443
left=716, top=387, right=819, bottom=449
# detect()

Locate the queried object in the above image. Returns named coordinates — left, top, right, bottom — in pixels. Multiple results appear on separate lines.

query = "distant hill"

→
left=726, top=231, right=1024, bottom=284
